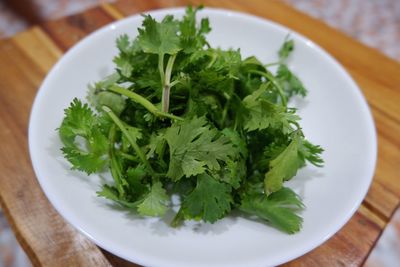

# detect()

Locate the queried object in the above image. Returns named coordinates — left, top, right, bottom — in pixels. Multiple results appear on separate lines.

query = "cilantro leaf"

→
left=215, top=158, right=246, bottom=189
left=116, top=34, right=131, bottom=54
left=298, top=139, right=324, bottom=167
left=181, top=173, right=232, bottom=223
left=276, top=64, right=307, bottom=98
left=165, top=117, right=235, bottom=180
left=180, top=6, right=211, bottom=53
left=88, top=89, right=126, bottom=115
left=59, top=99, right=108, bottom=174
left=113, top=55, right=133, bottom=77
left=97, top=184, right=138, bottom=208
left=222, top=128, right=248, bottom=158
left=126, top=166, right=148, bottom=198
left=137, top=181, right=169, bottom=217
left=278, top=38, right=294, bottom=61
left=121, top=125, right=142, bottom=152
left=240, top=187, right=304, bottom=234
left=137, top=15, right=181, bottom=55
left=146, top=132, right=166, bottom=159
left=242, top=85, right=299, bottom=133
left=264, top=133, right=302, bottom=195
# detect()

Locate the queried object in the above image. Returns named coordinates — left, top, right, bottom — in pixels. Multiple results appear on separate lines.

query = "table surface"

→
left=0, top=0, right=399, bottom=266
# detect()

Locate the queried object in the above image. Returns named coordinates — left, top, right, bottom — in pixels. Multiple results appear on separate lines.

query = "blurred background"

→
left=0, top=0, right=399, bottom=266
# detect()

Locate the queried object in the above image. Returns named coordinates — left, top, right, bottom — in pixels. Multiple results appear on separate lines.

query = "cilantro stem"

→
left=165, top=54, right=176, bottom=85
left=110, top=85, right=157, bottom=112
left=118, top=151, right=138, bottom=161
left=249, top=70, right=287, bottom=107
left=162, top=54, right=177, bottom=113
left=158, top=53, right=165, bottom=86
left=109, top=85, right=183, bottom=121
left=207, top=52, right=217, bottom=68
left=264, top=62, right=280, bottom=67
left=162, top=85, right=171, bottom=113
left=108, top=125, right=125, bottom=197
left=171, top=207, right=184, bottom=227
left=169, top=79, right=180, bottom=87
left=102, top=106, right=156, bottom=175
left=221, top=92, right=231, bottom=127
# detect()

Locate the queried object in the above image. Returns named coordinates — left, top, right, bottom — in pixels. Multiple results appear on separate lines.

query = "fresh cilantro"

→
left=240, top=187, right=304, bottom=234
left=137, top=181, right=169, bottom=216
left=164, top=116, right=235, bottom=180
left=276, top=37, right=308, bottom=99
left=179, top=5, right=211, bottom=53
left=180, top=173, right=232, bottom=223
left=58, top=6, right=324, bottom=234
left=242, top=84, right=299, bottom=133
left=137, top=15, right=181, bottom=55
left=278, top=38, right=294, bottom=61
left=277, top=65, right=307, bottom=98
left=264, top=133, right=302, bottom=195
left=59, top=98, right=108, bottom=174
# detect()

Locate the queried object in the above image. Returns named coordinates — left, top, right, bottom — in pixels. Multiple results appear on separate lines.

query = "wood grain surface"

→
left=0, top=1, right=399, bottom=266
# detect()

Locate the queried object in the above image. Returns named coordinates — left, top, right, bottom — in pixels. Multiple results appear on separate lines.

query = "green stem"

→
left=158, top=53, right=165, bottom=86
left=156, top=111, right=183, bottom=121
left=249, top=69, right=287, bottom=107
left=162, top=54, right=177, bottom=113
left=103, top=106, right=155, bottom=175
left=171, top=207, right=184, bottom=227
left=169, top=80, right=180, bottom=87
left=206, top=52, right=217, bottom=68
left=264, top=62, right=280, bottom=68
left=118, top=151, right=138, bottom=161
left=290, top=120, right=301, bottom=131
left=109, top=85, right=183, bottom=121
left=108, top=125, right=125, bottom=197
left=165, top=54, right=176, bottom=85
left=221, top=92, right=231, bottom=127
left=161, top=85, right=170, bottom=113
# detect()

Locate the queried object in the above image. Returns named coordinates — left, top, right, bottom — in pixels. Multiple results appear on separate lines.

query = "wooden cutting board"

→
left=0, top=0, right=399, bottom=266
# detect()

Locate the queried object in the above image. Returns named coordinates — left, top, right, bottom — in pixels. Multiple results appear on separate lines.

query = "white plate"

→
left=29, top=7, right=377, bottom=267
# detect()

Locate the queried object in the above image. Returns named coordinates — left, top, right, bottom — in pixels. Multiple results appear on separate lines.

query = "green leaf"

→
left=276, top=64, right=307, bottom=98
left=97, top=184, right=138, bottom=208
left=181, top=173, right=232, bottom=223
left=61, top=142, right=106, bottom=174
left=59, top=99, right=108, bottom=174
left=298, top=139, right=324, bottom=167
left=242, top=86, right=299, bottom=133
left=164, top=117, right=235, bottom=180
left=179, top=6, right=210, bottom=53
left=90, top=91, right=126, bottom=115
left=113, top=55, right=133, bottom=77
left=215, top=158, right=246, bottom=189
left=126, top=166, right=149, bottom=199
left=209, top=49, right=242, bottom=78
left=264, top=134, right=302, bottom=195
left=278, top=38, right=294, bottom=61
left=95, top=72, right=121, bottom=89
left=221, top=128, right=248, bottom=158
left=137, top=15, right=181, bottom=55
left=146, top=132, right=166, bottom=159
left=121, top=126, right=143, bottom=151
left=240, top=187, right=304, bottom=234
left=137, top=181, right=169, bottom=217
left=116, top=34, right=131, bottom=54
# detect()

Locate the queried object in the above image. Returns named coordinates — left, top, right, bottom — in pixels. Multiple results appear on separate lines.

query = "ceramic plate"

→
left=29, top=8, right=377, bottom=267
